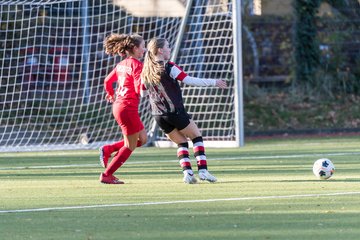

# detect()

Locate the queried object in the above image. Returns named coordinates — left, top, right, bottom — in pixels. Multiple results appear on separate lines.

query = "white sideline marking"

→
left=1, top=191, right=360, bottom=214
left=0, top=152, right=360, bottom=171
left=0, top=164, right=100, bottom=170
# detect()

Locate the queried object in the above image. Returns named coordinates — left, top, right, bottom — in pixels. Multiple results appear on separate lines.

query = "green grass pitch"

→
left=1, top=136, right=360, bottom=240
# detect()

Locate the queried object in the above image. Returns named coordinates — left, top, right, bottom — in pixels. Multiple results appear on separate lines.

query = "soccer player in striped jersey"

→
left=99, top=33, right=147, bottom=184
left=141, top=37, right=227, bottom=184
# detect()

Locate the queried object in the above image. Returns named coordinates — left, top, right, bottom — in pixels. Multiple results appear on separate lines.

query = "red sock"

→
left=104, top=147, right=132, bottom=176
left=106, top=140, right=142, bottom=153
left=108, top=140, right=124, bottom=153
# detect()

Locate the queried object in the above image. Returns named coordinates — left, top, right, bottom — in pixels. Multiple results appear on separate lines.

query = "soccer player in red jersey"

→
left=141, top=38, right=227, bottom=184
left=99, top=33, right=147, bottom=184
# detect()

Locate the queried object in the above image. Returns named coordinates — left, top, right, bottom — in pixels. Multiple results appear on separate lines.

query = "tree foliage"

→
left=293, top=0, right=360, bottom=93
left=294, top=0, right=321, bottom=86
left=325, top=0, right=360, bottom=23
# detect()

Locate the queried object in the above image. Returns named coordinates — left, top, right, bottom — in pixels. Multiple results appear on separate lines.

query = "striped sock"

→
left=177, top=142, right=192, bottom=172
left=192, top=136, right=207, bottom=170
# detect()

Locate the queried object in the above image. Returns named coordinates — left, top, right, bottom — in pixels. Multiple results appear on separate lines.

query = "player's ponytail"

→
left=141, top=38, right=167, bottom=86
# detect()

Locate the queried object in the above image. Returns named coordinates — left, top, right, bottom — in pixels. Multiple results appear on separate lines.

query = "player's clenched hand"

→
left=105, top=94, right=115, bottom=103
left=215, top=80, right=227, bottom=89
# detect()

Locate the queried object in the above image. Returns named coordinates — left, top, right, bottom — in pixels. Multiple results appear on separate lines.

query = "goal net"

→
left=0, top=0, right=239, bottom=152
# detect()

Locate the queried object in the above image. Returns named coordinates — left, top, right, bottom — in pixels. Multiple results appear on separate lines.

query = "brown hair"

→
left=141, top=37, right=167, bottom=86
left=103, top=33, right=143, bottom=57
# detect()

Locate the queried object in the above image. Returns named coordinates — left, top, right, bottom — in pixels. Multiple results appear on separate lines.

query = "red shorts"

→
left=112, top=102, right=144, bottom=136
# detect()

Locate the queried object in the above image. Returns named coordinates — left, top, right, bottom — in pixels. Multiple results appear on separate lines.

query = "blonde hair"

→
left=141, top=37, right=167, bottom=86
left=103, top=33, right=143, bottom=57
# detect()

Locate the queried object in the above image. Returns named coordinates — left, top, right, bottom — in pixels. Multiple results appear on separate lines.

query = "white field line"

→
left=1, top=191, right=360, bottom=214
left=1, top=151, right=360, bottom=171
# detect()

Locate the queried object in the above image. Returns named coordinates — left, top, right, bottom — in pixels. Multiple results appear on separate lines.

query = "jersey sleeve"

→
left=104, top=68, right=117, bottom=96
left=167, top=61, right=188, bottom=81
left=182, top=76, right=217, bottom=87
left=167, top=61, right=216, bottom=87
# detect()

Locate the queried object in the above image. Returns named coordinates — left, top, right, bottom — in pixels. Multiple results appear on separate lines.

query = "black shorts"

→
left=154, top=108, right=191, bottom=134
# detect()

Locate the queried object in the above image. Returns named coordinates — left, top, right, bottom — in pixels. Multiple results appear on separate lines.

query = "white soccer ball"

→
left=313, top=158, right=335, bottom=180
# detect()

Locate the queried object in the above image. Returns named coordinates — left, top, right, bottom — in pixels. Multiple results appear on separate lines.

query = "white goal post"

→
left=0, top=0, right=243, bottom=152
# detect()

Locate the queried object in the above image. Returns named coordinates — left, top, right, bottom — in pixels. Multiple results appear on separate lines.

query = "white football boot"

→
left=183, top=170, right=197, bottom=184
left=198, top=169, right=217, bottom=183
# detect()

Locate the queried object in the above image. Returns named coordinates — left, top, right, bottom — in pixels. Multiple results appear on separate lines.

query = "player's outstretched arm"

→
left=182, top=76, right=227, bottom=88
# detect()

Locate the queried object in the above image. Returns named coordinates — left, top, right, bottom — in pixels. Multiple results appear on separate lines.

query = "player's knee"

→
left=139, top=135, right=147, bottom=146
left=140, top=138, right=147, bottom=146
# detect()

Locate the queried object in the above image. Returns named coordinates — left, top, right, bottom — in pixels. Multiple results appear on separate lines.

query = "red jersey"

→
left=104, top=57, right=143, bottom=110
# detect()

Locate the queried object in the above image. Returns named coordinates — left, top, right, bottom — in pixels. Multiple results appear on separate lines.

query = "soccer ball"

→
left=313, top=158, right=335, bottom=180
